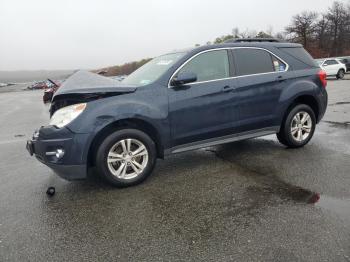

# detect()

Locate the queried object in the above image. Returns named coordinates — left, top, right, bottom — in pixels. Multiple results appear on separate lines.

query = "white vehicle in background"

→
left=317, top=58, right=346, bottom=80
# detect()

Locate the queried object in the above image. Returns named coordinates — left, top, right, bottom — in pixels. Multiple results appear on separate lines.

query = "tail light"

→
left=318, top=70, right=327, bottom=88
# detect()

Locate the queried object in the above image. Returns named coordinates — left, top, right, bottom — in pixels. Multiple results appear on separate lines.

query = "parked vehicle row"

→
left=27, top=81, right=48, bottom=90
left=0, top=82, right=15, bottom=87
left=339, top=57, right=350, bottom=72
left=316, top=58, right=347, bottom=79
left=27, top=40, right=328, bottom=187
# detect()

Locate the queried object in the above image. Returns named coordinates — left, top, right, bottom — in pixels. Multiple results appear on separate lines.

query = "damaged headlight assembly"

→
left=49, top=103, right=86, bottom=128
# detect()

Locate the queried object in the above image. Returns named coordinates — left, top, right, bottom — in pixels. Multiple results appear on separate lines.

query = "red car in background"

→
left=27, top=81, right=48, bottom=90
left=43, top=79, right=61, bottom=103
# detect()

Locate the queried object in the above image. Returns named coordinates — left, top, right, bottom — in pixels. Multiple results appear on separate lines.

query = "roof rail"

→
left=224, top=38, right=282, bottom=43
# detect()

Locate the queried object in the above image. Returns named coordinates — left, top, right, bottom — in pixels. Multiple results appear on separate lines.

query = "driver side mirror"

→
left=171, top=72, right=197, bottom=86
left=323, top=63, right=328, bottom=66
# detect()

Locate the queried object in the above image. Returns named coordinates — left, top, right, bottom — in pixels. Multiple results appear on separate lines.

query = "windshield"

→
left=122, top=52, right=186, bottom=86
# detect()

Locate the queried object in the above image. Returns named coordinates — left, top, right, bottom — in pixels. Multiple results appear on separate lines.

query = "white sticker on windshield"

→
left=140, top=79, right=151, bottom=85
left=157, top=60, right=173, bottom=65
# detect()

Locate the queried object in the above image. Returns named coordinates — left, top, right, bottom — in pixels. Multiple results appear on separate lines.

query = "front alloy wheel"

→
left=107, top=139, right=149, bottom=180
left=96, top=129, right=157, bottom=187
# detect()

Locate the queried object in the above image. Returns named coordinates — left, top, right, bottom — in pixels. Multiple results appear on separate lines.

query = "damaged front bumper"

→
left=26, top=126, right=88, bottom=181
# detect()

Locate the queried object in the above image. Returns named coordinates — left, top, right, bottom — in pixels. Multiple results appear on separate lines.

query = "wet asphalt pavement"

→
left=0, top=79, right=350, bottom=261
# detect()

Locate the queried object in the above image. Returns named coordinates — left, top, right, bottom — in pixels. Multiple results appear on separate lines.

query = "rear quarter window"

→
left=279, top=47, right=318, bottom=68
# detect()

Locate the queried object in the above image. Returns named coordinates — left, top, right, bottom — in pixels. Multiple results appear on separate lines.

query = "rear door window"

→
left=272, top=56, right=287, bottom=72
left=233, top=48, right=276, bottom=76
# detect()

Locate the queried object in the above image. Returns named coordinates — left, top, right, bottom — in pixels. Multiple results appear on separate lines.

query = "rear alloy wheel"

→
left=337, top=69, right=345, bottom=80
left=290, top=111, right=312, bottom=142
left=277, top=104, right=316, bottom=148
left=96, top=129, right=157, bottom=187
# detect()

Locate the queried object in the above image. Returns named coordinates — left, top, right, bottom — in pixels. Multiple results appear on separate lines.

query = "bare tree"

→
left=232, top=27, right=240, bottom=38
left=266, top=25, right=274, bottom=37
left=285, top=11, right=318, bottom=48
left=239, top=28, right=257, bottom=38
left=256, top=31, right=273, bottom=38
left=315, top=15, right=329, bottom=50
left=275, top=31, right=286, bottom=40
left=214, top=34, right=234, bottom=44
left=326, top=1, right=348, bottom=56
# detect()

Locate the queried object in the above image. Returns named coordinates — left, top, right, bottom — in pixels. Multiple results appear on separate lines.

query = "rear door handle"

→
left=222, top=85, right=235, bottom=92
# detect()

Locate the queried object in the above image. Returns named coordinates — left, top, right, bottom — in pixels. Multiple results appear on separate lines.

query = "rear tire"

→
left=277, top=104, right=316, bottom=148
left=95, top=129, right=157, bottom=187
left=337, top=69, right=345, bottom=79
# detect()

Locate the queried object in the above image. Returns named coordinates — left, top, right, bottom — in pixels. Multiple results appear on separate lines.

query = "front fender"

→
left=66, top=93, right=169, bottom=164
left=67, top=87, right=168, bottom=132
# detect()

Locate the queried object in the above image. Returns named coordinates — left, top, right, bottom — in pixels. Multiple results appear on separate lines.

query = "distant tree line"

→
left=211, top=0, right=350, bottom=58
left=99, top=0, right=349, bottom=76
left=209, top=26, right=280, bottom=45
left=285, top=0, right=350, bottom=57
left=94, top=58, right=152, bottom=77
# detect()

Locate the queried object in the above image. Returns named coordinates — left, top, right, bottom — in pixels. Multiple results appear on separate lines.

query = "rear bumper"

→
left=26, top=126, right=88, bottom=181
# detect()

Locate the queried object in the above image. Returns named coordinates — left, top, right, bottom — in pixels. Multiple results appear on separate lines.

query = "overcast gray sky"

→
left=0, top=0, right=338, bottom=70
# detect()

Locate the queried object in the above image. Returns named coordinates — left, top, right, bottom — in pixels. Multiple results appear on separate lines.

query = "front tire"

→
left=95, top=129, right=157, bottom=187
left=337, top=69, right=345, bottom=79
left=277, top=104, right=316, bottom=148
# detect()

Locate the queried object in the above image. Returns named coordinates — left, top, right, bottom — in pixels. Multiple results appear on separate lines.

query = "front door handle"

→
left=276, top=75, right=286, bottom=82
left=222, top=85, right=235, bottom=92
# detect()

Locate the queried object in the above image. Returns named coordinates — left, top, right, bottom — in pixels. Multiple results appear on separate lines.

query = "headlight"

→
left=50, top=103, right=86, bottom=128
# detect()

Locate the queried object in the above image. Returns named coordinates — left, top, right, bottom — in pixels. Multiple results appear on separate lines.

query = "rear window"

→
left=325, top=60, right=338, bottom=65
left=234, top=48, right=274, bottom=76
left=279, top=47, right=318, bottom=67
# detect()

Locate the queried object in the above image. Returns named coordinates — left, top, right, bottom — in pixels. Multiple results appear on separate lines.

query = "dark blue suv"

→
left=27, top=40, right=328, bottom=187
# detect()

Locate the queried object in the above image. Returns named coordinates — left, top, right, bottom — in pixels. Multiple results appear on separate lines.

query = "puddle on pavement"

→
left=255, top=178, right=350, bottom=223
left=329, top=101, right=350, bottom=106
left=249, top=185, right=320, bottom=204
left=206, top=145, right=350, bottom=223
left=243, top=169, right=350, bottom=221
left=324, top=121, right=350, bottom=128
left=235, top=173, right=350, bottom=223
left=207, top=147, right=318, bottom=200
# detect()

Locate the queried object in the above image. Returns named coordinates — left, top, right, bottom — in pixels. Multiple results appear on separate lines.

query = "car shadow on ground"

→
left=50, top=138, right=320, bottom=208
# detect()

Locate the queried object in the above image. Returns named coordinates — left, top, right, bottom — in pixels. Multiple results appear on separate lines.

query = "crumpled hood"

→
left=50, top=70, right=137, bottom=116
left=53, top=70, right=137, bottom=98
